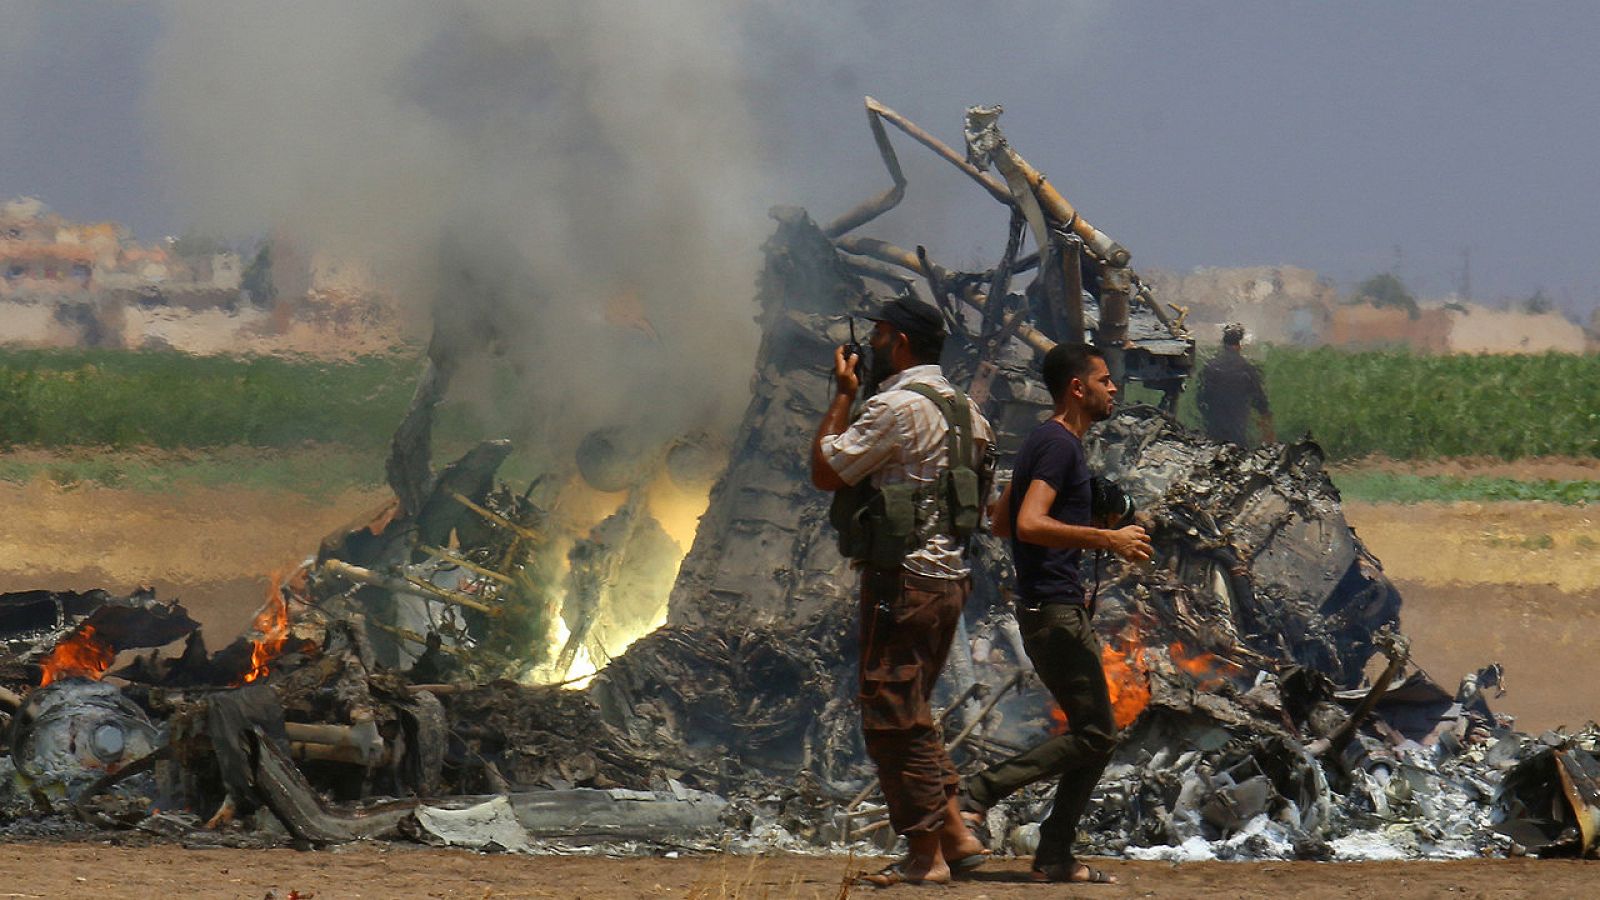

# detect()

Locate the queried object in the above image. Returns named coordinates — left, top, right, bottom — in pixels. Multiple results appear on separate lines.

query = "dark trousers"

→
left=962, top=601, right=1116, bottom=863
left=858, top=567, right=969, bottom=835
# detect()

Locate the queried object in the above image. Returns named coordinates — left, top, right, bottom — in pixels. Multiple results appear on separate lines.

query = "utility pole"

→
left=1459, top=246, right=1472, bottom=302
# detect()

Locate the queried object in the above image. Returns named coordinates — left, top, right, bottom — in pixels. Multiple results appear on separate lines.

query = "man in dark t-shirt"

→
left=958, top=343, right=1152, bottom=885
left=1007, top=419, right=1092, bottom=606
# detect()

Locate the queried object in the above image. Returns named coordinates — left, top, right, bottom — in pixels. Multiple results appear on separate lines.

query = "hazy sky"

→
left=4, top=1, right=1598, bottom=318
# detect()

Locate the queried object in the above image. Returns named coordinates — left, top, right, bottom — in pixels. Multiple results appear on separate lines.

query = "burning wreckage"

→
left=2, top=101, right=1598, bottom=863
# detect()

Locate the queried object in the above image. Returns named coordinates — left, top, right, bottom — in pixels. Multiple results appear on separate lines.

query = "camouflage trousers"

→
left=857, top=566, right=969, bottom=835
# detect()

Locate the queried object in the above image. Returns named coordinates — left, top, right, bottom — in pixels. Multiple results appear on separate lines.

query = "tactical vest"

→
left=830, top=383, right=983, bottom=570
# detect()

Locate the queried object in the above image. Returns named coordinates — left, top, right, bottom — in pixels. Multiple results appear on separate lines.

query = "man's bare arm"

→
left=1014, top=478, right=1152, bottom=562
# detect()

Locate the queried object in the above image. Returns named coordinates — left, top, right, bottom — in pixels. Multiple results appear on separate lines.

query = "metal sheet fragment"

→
left=411, top=796, right=532, bottom=853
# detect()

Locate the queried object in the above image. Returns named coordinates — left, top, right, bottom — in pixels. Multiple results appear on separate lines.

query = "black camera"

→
left=1090, top=476, right=1135, bottom=529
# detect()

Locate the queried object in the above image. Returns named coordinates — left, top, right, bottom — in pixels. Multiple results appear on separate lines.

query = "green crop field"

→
left=1329, top=472, right=1600, bottom=505
left=0, top=347, right=559, bottom=493
left=0, top=348, right=416, bottom=449
left=1126, top=346, right=1600, bottom=461
left=0, top=345, right=1595, bottom=468
left=0, top=347, right=545, bottom=454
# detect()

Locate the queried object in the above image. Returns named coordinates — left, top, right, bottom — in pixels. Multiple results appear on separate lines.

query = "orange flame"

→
left=1049, top=640, right=1153, bottom=733
left=1048, top=703, right=1069, bottom=734
left=240, top=572, right=291, bottom=684
left=39, top=623, right=116, bottom=686
left=1102, top=641, right=1152, bottom=729
left=1167, top=641, right=1243, bottom=689
left=1047, top=640, right=1245, bottom=735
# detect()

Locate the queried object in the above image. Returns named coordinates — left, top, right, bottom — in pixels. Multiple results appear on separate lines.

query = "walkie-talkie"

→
left=833, top=315, right=878, bottom=412
left=843, top=315, right=866, bottom=376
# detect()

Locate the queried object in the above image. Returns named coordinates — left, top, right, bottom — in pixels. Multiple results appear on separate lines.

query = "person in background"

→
left=1197, top=322, right=1276, bottom=447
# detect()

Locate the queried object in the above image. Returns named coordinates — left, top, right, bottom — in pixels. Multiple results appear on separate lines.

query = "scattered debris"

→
left=2, top=101, right=1597, bottom=866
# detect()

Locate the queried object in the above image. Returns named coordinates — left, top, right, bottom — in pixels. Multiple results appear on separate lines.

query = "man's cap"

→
left=1222, top=322, right=1246, bottom=345
left=868, top=294, right=946, bottom=339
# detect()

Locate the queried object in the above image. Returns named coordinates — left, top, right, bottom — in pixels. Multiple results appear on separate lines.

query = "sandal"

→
left=957, top=810, right=992, bottom=848
left=948, top=849, right=991, bottom=874
left=1031, top=861, right=1118, bottom=884
left=859, top=862, right=951, bottom=888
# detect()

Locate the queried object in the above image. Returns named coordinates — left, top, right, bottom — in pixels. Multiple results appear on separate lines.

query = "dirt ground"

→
left=1341, top=500, right=1600, bottom=733
left=1342, top=500, right=1600, bottom=593
left=0, top=841, right=1591, bottom=898
left=1, top=474, right=1596, bottom=892
left=0, top=479, right=391, bottom=641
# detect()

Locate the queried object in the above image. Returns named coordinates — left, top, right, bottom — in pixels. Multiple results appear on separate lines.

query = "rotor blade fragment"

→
left=963, top=104, right=1130, bottom=267
left=864, top=96, right=1013, bottom=204
left=825, top=104, right=908, bottom=237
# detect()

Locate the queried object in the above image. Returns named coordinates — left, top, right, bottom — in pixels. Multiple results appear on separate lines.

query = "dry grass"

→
left=685, top=853, right=858, bottom=900
left=1343, top=499, right=1600, bottom=592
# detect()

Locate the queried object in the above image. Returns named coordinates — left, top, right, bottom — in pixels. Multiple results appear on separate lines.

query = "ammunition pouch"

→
left=830, top=481, right=919, bottom=570
left=829, top=382, right=983, bottom=568
left=943, top=464, right=981, bottom=540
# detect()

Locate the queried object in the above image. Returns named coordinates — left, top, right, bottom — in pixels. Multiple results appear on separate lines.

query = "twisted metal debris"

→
left=2, top=101, right=1598, bottom=863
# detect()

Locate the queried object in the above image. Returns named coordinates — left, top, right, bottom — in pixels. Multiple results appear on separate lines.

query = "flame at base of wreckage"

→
left=2, top=100, right=1599, bottom=863
left=37, top=625, right=117, bottom=687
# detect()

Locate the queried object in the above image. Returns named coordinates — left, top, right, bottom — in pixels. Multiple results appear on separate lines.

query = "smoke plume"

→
left=150, top=1, right=772, bottom=455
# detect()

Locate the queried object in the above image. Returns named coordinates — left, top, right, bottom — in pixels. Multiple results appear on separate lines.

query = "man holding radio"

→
left=810, top=295, right=994, bottom=887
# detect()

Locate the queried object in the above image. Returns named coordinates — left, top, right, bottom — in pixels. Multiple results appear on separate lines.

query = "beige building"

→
left=1149, top=263, right=1592, bottom=355
left=1441, top=305, right=1587, bottom=354
left=0, top=198, right=398, bottom=355
left=1324, top=304, right=1450, bottom=352
left=1144, top=265, right=1336, bottom=347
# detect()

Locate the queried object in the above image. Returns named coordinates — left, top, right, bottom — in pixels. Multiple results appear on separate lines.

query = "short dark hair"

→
left=1042, top=343, right=1105, bottom=402
left=903, top=329, right=945, bottom=365
left=872, top=295, right=946, bottom=365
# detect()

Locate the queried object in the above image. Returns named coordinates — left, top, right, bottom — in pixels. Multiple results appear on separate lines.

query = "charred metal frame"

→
left=825, top=97, right=1193, bottom=411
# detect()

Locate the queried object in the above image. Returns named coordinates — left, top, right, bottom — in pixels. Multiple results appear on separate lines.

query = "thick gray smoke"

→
left=11, top=2, right=1599, bottom=326
left=150, top=1, right=771, bottom=454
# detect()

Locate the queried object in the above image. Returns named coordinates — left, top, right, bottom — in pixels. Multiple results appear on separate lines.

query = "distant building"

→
left=1441, top=305, right=1587, bottom=354
left=308, top=252, right=376, bottom=297
left=1, top=197, right=173, bottom=293
left=0, top=242, right=97, bottom=291
left=0, top=197, right=402, bottom=355
left=211, top=251, right=242, bottom=290
left=1149, top=263, right=1592, bottom=355
left=1144, top=265, right=1336, bottom=347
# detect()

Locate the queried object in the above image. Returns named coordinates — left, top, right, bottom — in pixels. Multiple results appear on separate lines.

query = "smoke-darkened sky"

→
left=3, top=1, right=1598, bottom=318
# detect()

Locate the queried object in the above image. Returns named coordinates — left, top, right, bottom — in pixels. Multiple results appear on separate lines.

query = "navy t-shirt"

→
left=1008, top=419, right=1092, bottom=605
